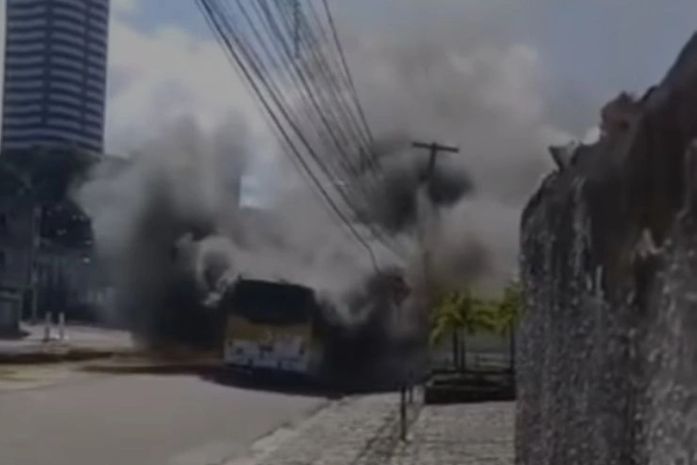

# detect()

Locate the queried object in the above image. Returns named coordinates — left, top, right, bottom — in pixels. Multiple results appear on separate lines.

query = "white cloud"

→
left=112, top=0, right=139, bottom=15
left=0, top=3, right=261, bottom=156
left=105, top=17, right=268, bottom=155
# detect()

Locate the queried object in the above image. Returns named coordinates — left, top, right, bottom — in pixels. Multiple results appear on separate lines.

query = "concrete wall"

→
left=518, top=33, right=697, bottom=464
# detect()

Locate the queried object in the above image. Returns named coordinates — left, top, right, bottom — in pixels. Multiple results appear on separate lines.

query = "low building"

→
left=0, top=289, right=22, bottom=335
left=0, top=194, right=110, bottom=327
left=0, top=196, right=39, bottom=332
left=35, top=242, right=110, bottom=321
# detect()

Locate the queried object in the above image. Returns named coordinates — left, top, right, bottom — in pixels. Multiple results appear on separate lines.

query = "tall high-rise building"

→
left=2, top=0, right=109, bottom=154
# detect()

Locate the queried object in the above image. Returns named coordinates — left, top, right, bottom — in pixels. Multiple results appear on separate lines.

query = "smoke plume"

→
left=76, top=117, right=248, bottom=347
left=76, top=17, right=566, bottom=350
left=347, top=32, right=565, bottom=292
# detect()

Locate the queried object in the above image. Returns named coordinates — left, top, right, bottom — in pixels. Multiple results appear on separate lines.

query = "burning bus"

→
left=220, top=273, right=423, bottom=388
left=221, top=279, right=325, bottom=378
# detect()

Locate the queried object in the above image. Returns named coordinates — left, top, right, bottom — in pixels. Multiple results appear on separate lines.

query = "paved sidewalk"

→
left=0, top=324, right=134, bottom=361
left=233, top=394, right=514, bottom=465
left=391, top=402, right=514, bottom=464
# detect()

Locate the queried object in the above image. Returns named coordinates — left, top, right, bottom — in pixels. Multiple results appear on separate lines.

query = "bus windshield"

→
left=225, top=279, right=316, bottom=326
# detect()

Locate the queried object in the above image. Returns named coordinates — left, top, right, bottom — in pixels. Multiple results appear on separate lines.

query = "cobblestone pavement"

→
left=390, top=402, right=514, bottom=465
left=232, top=394, right=514, bottom=465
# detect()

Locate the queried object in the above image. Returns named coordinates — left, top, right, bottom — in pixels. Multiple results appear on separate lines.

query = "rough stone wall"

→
left=517, top=33, right=697, bottom=465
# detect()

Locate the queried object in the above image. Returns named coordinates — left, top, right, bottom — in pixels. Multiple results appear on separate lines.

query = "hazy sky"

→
left=99, top=0, right=697, bottom=149
left=1, top=1, right=695, bottom=278
left=1, top=0, right=696, bottom=154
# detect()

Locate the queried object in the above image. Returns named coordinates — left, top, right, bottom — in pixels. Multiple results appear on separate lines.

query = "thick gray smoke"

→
left=363, top=136, right=474, bottom=233
left=76, top=18, right=566, bottom=349
left=76, top=117, right=249, bottom=346
left=76, top=116, right=407, bottom=347
left=346, top=32, right=566, bottom=292
left=310, top=30, right=567, bottom=358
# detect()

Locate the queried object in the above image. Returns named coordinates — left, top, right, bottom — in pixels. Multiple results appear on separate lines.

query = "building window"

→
left=0, top=251, right=6, bottom=270
left=0, top=214, right=7, bottom=236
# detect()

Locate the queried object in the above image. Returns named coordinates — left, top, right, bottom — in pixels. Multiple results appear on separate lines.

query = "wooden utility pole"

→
left=412, top=141, right=460, bottom=182
left=412, top=141, right=461, bottom=365
left=411, top=140, right=461, bottom=279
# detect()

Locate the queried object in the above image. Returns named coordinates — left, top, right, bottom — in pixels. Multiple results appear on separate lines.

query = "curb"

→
left=0, top=347, right=132, bottom=365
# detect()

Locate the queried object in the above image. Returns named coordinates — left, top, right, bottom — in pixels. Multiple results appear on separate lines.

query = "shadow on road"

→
left=202, top=368, right=345, bottom=399
left=0, top=348, right=127, bottom=365
left=78, top=361, right=344, bottom=399
left=79, top=362, right=212, bottom=376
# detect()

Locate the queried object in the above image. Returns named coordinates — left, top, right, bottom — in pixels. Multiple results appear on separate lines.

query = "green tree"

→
left=430, top=289, right=498, bottom=372
left=493, top=280, right=523, bottom=372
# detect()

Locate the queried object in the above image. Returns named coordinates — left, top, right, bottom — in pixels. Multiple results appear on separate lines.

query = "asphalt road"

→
left=0, top=370, right=325, bottom=465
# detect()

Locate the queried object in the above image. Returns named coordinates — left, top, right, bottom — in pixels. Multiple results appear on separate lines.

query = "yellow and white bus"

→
left=221, top=279, right=325, bottom=378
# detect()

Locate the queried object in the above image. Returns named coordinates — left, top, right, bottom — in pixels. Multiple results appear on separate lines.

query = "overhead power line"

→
left=321, top=0, right=377, bottom=150
left=195, top=0, right=407, bottom=266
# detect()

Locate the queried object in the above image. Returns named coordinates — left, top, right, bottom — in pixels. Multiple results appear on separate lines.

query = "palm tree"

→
left=494, top=281, right=522, bottom=373
left=430, top=289, right=497, bottom=372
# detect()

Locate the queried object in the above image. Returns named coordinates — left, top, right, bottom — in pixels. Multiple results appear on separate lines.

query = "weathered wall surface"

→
left=517, top=33, right=697, bottom=464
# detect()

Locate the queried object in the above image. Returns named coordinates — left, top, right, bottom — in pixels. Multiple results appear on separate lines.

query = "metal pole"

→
left=408, top=372, right=414, bottom=404
left=29, top=205, right=40, bottom=325
left=42, top=311, right=51, bottom=342
left=400, top=385, right=407, bottom=441
left=58, top=312, right=65, bottom=341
